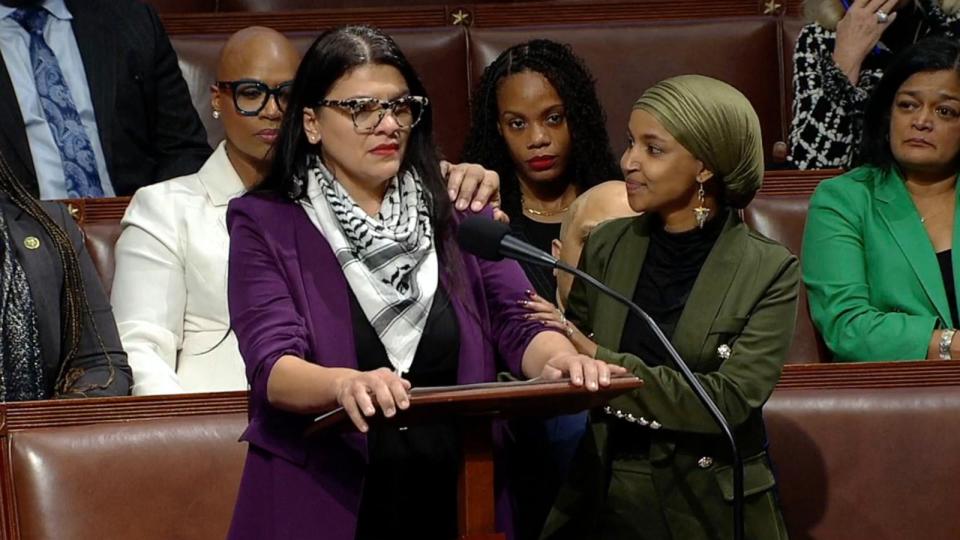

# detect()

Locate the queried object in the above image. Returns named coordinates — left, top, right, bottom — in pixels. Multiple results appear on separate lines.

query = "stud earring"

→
left=693, top=183, right=710, bottom=229
left=212, top=110, right=220, bottom=119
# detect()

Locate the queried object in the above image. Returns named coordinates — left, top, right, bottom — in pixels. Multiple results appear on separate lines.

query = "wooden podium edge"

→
left=306, top=375, right=643, bottom=435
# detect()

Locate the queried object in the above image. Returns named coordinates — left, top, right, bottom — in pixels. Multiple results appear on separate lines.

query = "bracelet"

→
left=939, top=328, right=956, bottom=360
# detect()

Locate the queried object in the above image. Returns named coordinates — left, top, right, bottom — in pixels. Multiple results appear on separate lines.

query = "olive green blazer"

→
left=543, top=210, right=798, bottom=540
left=803, top=165, right=959, bottom=361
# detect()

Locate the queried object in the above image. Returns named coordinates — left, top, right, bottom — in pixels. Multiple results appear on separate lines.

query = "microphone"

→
left=456, top=214, right=558, bottom=269
left=457, top=216, right=745, bottom=540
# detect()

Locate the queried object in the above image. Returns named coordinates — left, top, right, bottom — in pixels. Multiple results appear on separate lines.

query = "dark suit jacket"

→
left=543, top=211, right=797, bottom=540
left=0, top=0, right=211, bottom=197
left=2, top=194, right=131, bottom=398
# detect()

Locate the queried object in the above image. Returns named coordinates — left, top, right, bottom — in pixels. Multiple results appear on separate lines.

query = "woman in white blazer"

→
left=112, top=27, right=503, bottom=395
left=111, top=28, right=296, bottom=394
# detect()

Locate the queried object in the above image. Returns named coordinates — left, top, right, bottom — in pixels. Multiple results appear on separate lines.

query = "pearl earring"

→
left=212, top=110, right=220, bottom=119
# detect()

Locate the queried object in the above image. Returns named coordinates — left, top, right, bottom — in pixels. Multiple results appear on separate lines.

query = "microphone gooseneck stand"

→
left=496, top=230, right=745, bottom=540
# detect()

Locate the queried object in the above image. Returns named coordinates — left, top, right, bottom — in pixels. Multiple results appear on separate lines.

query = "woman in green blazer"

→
left=540, top=75, right=796, bottom=540
left=803, top=37, right=960, bottom=362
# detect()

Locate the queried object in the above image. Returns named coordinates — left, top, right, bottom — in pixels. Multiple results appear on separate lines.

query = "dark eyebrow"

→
left=899, top=89, right=960, bottom=103
left=640, top=132, right=667, bottom=143
left=341, top=90, right=411, bottom=101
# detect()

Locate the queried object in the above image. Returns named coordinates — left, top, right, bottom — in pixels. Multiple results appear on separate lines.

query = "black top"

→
left=618, top=212, right=726, bottom=367
left=610, top=213, right=725, bottom=458
left=352, top=286, right=461, bottom=540
left=937, top=250, right=959, bottom=327
left=875, top=5, right=929, bottom=66
left=514, top=214, right=561, bottom=299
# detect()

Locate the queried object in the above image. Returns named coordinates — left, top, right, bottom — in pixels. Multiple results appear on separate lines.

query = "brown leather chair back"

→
left=82, top=221, right=124, bottom=298
left=468, top=17, right=784, bottom=162
left=781, top=16, right=807, bottom=126
left=7, top=413, right=247, bottom=540
left=766, top=384, right=960, bottom=539
left=742, top=195, right=830, bottom=363
left=171, top=26, right=471, bottom=159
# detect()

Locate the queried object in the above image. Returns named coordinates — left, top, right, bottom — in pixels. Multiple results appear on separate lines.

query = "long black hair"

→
left=462, top=39, right=620, bottom=218
left=858, top=36, right=960, bottom=170
left=256, top=25, right=453, bottom=259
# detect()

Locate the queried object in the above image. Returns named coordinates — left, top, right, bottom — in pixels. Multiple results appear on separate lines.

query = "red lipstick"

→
left=527, top=155, right=557, bottom=172
left=371, top=143, right=400, bottom=156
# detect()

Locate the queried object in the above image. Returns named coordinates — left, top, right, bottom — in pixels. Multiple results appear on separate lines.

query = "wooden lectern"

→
left=308, top=376, right=643, bottom=540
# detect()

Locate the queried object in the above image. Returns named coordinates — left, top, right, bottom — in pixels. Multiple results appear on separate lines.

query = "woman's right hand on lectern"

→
left=335, top=367, right=412, bottom=433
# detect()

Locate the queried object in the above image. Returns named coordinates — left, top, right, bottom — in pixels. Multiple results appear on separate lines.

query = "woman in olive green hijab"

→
left=541, top=75, right=796, bottom=540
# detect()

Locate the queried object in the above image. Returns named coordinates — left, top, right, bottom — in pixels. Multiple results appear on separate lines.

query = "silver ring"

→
left=876, top=9, right=889, bottom=23
left=559, top=313, right=567, bottom=325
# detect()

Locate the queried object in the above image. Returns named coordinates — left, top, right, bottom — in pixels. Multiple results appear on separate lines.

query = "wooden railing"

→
left=61, top=168, right=839, bottom=226
left=156, top=0, right=808, bottom=34
left=1, top=359, right=958, bottom=539
left=759, top=168, right=840, bottom=197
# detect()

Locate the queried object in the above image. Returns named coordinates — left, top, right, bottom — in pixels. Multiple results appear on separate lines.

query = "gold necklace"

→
left=521, top=195, right=571, bottom=217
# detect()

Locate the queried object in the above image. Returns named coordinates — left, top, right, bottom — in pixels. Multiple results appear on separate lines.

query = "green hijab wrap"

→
left=633, top=75, right=764, bottom=209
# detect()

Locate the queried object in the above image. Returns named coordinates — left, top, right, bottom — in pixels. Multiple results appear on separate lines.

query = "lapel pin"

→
left=23, top=236, right=40, bottom=250
left=717, top=344, right=731, bottom=360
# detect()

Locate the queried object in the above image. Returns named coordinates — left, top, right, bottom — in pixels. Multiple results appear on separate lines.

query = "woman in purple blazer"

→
left=225, top=25, right=622, bottom=540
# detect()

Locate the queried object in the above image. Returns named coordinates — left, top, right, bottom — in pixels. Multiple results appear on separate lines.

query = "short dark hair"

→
left=858, top=36, right=960, bottom=169
left=256, top=25, right=451, bottom=257
left=461, top=39, right=620, bottom=218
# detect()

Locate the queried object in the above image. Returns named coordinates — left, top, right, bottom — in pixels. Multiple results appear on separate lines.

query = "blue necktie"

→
left=10, top=7, right=104, bottom=198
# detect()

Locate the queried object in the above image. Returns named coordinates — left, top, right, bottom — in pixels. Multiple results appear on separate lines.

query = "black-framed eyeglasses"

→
left=216, top=79, right=293, bottom=116
left=316, top=96, right=429, bottom=133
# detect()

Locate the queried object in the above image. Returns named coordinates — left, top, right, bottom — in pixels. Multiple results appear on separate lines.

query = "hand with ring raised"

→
left=833, top=0, right=899, bottom=84
left=519, top=290, right=597, bottom=355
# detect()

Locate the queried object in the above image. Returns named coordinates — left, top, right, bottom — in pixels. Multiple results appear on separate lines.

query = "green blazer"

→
left=803, top=165, right=958, bottom=361
left=543, top=210, right=797, bottom=540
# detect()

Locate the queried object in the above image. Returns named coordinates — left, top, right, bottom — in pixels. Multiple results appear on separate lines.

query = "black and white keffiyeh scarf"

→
left=299, top=156, right=437, bottom=374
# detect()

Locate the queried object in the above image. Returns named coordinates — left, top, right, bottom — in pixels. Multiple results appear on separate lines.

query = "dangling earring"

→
left=693, top=183, right=710, bottom=229
left=212, top=110, right=220, bottom=119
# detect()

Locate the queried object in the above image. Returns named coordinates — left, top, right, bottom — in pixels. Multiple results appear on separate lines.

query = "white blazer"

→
left=112, top=142, right=247, bottom=395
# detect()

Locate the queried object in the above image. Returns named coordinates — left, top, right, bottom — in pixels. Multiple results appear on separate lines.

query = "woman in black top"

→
left=462, top=40, right=622, bottom=539
left=462, top=39, right=620, bottom=300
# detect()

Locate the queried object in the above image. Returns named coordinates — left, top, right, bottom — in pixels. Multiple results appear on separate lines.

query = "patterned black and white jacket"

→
left=788, top=0, right=959, bottom=170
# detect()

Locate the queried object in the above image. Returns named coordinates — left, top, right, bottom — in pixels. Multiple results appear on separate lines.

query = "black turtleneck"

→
left=618, top=211, right=726, bottom=367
